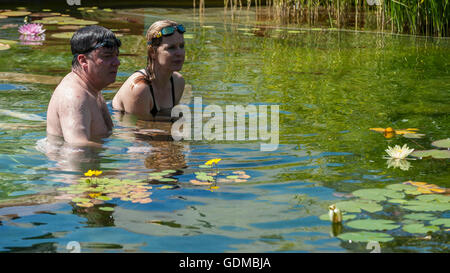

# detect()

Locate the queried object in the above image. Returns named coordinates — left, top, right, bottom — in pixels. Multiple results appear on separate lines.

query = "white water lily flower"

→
left=385, top=144, right=414, bottom=160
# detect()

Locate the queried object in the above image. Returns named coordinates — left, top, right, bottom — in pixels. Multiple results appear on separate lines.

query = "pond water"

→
left=0, top=6, right=449, bottom=253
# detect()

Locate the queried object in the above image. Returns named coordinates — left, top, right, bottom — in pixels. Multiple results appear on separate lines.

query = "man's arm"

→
left=98, top=93, right=113, bottom=131
left=59, top=92, right=102, bottom=147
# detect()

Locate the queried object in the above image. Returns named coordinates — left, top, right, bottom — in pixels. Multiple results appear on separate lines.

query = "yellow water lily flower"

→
left=403, top=181, right=446, bottom=194
left=385, top=144, right=414, bottom=160
left=370, top=127, right=419, bottom=139
left=84, top=169, right=102, bottom=177
left=205, top=158, right=222, bottom=166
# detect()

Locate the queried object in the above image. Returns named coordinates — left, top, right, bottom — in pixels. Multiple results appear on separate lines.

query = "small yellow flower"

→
left=205, top=158, right=222, bottom=166
left=84, top=170, right=102, bottom=177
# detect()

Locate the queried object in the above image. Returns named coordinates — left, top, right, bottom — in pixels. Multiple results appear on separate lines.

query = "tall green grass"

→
left=211, top=0, right=449, bottom=37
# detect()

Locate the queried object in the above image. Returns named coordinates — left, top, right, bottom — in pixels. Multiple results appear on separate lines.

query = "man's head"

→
left=71, top=25, right=121, bottom=88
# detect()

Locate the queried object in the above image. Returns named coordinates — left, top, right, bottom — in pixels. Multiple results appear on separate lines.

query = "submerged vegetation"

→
left=216, top=0, right=449, bottom=36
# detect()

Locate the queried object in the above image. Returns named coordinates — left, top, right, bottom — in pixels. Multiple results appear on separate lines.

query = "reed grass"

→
left=201, top=0, right=448, bottom=37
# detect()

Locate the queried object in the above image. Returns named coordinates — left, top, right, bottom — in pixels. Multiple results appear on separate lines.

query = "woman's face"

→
left=153, top=31, right=185, bottom=72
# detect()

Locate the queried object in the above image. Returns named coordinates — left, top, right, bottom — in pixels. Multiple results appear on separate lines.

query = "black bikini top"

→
left=135, top=70, right=175, bottom=116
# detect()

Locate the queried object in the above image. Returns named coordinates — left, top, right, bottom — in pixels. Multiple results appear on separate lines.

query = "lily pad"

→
left=337, top=231, right=394, bottom=242
left=352, top=188, right=404, bottom=201
left=0, top=39, right=18, bottom=46
left=158, top=178, right=177, bottom=182
left=72, top=197, right=90, bottom=203
left=431, top=138, right=450, bottom=149
left=416, top=194, right=450, bottom=203
left=346, top=219, right=400, bottom=231
left=411, top=149, right=450, bottom=159
left=429, top=218, right=450, bottom=228
left=96, top=196, right=112, bottom=201
left=0, top=11, right=31, bottom=17
left=51, top=32, right=74, bottom=39
left=0, top=43, right=10, bottom=51
left=404, top=213, right=435, bottom=221
left=403, top=223, right=439, bottom=234
left=402, top=200, right=450, bottom=212
left=402, top=133, right=425, bottom=139
left=99, top=207, right=114, bottom=212
left=386, top=183, right=417, bottom=192
left=0, top=15, right=7, bottom=19
left=319, top=213, right=356, bottom=221
left=334, top=200, right=383, bottom=213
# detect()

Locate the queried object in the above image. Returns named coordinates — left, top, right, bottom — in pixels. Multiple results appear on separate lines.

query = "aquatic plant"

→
left=18, top=23, right=45, bottom=37
left=323, top=182, right=450, bottom=243
left=217, top=0, right=449, bottom=36
left=84, top=169, right=102, bottom=177
left=328, top=204, right=342, bottom=223
left=385, top=144, right=414, bottom=160
left=18, top=22, right=46, bottom=45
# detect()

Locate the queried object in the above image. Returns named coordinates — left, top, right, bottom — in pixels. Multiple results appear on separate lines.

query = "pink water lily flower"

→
left=18, top=23, right=46, bottom=37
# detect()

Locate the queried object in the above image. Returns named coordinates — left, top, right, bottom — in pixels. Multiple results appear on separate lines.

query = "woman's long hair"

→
left=134, top=20, right=179, bottom=85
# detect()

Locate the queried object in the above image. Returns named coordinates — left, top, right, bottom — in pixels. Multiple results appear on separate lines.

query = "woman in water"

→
left=112, top=20, right=185, bottom=120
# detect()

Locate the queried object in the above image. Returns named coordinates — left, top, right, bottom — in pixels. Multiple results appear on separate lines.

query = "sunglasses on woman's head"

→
left=147, top=24, right=186, bottom=45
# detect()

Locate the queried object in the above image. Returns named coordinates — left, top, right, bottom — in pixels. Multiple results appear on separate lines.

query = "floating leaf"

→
left=334, top=200, right=383, bottom=213
left=158, top=178, right=177, bottom=182
left=352, top=188, right=404, bottom=201
left=96, top=196, right=112, bottom=201
left=0, top=11, right=31, bottom=17
left=411, top=149, right=450, bottom=159
left=0, top=43, right=11, bottom=51
left=0, top=39, right=18, bottom=46
left=346, top=219, right=400, bottom=231
left=386, top=183, right=417, bottom=192
left=76, top=202, right=93, bottom=208
left=190, top=179, right=212, bottom=185
left=319, top=213, right=356, bottom=221
left=402, top=200, right=450, bottom=212
left=403, top=223, right=439, bottom=234
left=402, top=133, right=425, bottom=139
left=416, top=194, right=450, bottom=203
left=404, top=213, right=435, bottom=221
left=337, top=231, right=393, bottom=242
left=0, top=15, right=7, bottom=19
left=429, top=218, right=450, bottom=228
left=51, top=32, right=74, bottom=39
left=226, top=175, right=240, bottom=179
left=431, top=138, right=450, bottom=149
left=159, top=185, right=174, bottom=190
left=99, top=207, right=114, bottom=212
left=387, top=199, right=408, bottom=204
left=72, top=197, right=90, bottom=203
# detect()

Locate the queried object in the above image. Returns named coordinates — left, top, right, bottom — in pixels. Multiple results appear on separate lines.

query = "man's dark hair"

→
left=70, top=25, right=121, bottom=69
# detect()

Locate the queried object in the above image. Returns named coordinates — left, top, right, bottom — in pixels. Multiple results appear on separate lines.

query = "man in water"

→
left=46, top=25, right=121, bottom=146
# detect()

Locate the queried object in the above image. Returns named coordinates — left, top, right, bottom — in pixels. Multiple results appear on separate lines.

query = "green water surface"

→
left=0, top=6, right=448, bottom=253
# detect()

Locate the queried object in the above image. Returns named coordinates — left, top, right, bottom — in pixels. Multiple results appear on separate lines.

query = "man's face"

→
left=86, top=46, right=120, bottom=88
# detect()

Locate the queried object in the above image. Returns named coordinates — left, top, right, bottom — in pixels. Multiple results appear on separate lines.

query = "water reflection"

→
left=112, top=111, right=189, bottom=172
